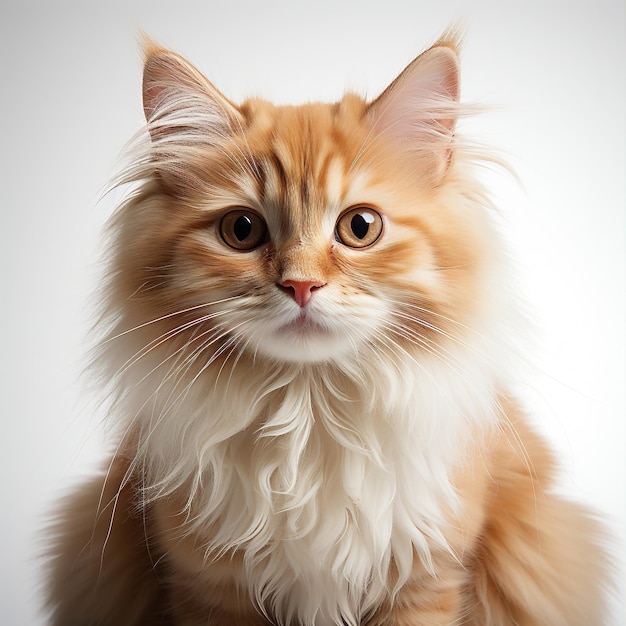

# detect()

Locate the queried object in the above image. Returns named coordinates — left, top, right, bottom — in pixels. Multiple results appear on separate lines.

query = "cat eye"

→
left=220, top=209, right=268, bottom=251
left=335, top=206, right=383, bottom=248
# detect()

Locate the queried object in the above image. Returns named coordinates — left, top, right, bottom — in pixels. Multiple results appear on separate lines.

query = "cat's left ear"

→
left=367, top=36, right=460, bottom=184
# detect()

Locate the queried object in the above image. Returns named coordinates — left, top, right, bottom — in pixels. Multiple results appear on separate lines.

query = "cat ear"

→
left=367, top=38, right=460, bottom=183
left=142, top=37, right=242, bottom=148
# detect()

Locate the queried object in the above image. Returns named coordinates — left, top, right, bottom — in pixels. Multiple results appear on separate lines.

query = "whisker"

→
left=384, top=297, right=485, bottom=340
left=165, top=320, right=251, bottom=411
left=100, top=296, right=241, bottom=346
left=386, top=306, right=492, bottom=369
left=115, top=309, right=231, bottom=378
left=139, top=324, right=232, bottom=416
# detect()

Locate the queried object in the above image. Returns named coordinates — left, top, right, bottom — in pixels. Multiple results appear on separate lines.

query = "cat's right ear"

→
left=141, top=37, right=242, bottom=147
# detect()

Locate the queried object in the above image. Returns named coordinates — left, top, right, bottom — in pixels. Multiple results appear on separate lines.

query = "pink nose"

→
left=279, top=279, right=325, bottom=307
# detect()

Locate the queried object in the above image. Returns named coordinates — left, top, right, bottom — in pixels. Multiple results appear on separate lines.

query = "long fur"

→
left=44, top=33, right=611, bottom=626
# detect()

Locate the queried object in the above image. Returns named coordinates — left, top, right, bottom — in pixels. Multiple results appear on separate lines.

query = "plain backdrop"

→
left=1, top=1, right=624, bottom=624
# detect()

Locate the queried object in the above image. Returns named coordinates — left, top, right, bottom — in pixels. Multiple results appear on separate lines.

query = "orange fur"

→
left=44, top=33, right=611, bottom=625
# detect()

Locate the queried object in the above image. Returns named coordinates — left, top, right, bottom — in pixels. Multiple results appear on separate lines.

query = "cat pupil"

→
left=234, top=215, right=253, bottom=241
left=351, top=212, right=373, bottom=239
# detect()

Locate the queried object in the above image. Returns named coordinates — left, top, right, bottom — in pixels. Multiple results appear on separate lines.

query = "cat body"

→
left=44, top=34, right=609, bottom=625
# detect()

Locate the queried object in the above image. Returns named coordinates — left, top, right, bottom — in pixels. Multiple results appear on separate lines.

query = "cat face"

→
left=112, top=39, right=493, bottom=369
left=161, top=100, right=434, bottom=365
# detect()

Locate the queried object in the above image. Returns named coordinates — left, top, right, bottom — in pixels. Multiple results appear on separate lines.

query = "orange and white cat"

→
left=44, top=32, right=610, bottom=625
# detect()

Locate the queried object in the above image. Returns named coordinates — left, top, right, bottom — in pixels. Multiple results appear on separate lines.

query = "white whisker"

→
left=99, top=296, right=241, bottom=346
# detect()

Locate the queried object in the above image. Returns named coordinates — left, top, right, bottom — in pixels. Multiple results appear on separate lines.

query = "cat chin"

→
left=253, top=331, right=353, bottom=364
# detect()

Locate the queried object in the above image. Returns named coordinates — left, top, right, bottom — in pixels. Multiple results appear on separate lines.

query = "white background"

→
left=1, top=1, right=624, bottom=624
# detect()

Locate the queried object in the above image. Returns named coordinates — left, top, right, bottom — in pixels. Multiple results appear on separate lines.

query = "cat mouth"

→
left=257, top=311, right=348, bottom=362
left=281, top=312, right=328, bottom=334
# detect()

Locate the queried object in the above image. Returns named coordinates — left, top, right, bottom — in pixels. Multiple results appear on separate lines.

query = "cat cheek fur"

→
left=43, top=31, right=612, bottom=626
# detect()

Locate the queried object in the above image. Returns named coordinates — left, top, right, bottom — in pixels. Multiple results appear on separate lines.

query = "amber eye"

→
left=220, top=209, right=268, bottom=251
left=335, top=206, right=383, bottom=248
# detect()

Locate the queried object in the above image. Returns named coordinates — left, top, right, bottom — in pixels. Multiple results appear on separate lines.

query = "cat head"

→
left=108, top=34, right=502, bottom=370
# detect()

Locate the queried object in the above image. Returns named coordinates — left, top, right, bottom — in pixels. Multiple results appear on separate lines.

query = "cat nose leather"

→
left=279, top=279, right=325, bottom=308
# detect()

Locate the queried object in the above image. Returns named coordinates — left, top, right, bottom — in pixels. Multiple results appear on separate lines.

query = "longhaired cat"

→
left=44, top=32, right=610, bottom=625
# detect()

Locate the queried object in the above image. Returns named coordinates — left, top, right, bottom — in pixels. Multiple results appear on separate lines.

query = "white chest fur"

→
left=121, top=345, right=499, bottom=625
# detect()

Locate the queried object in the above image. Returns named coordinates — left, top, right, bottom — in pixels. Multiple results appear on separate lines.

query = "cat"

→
left=44, top=31, right=611, bottom=626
